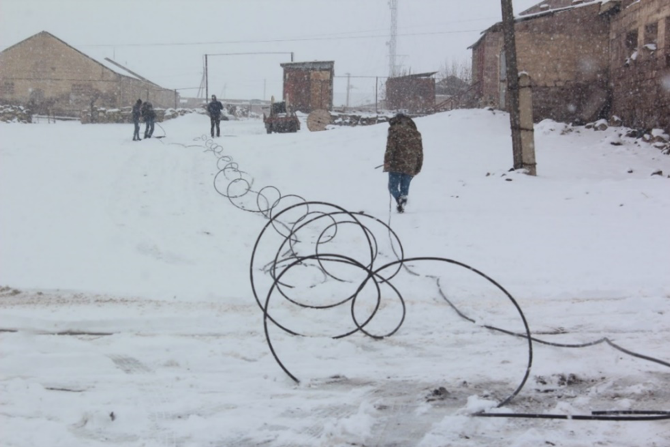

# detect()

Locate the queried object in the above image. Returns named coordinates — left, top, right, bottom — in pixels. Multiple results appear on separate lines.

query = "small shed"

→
left=280, top=61, right=334, bottom=113
left=385, top=72, right=437, bottom=113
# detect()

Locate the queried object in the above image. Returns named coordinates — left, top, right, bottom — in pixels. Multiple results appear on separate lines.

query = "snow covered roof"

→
left=280, top=61, right=335, bottom=71
left=468, top=0, right=613, bottom=49
left=102, top=58, right=159, bottom=86
left=388, top=72, right=438, bottom=81
left=518, top=0, right=610, bottom=20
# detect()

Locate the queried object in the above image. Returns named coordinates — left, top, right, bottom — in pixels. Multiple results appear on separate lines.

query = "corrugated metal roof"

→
left=389, top=72, right=437, bottom=80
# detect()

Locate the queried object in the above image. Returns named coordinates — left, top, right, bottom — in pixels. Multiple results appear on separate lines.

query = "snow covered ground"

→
left=1, top=109, right=669, bottom=446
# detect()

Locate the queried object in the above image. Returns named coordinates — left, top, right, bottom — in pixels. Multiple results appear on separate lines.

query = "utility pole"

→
left=375, top=77, right=378, bottom=114
left=203, top=51, right=294, bottom=102
left=500, top=0, right=523, bottom=170
left=388, top=0, right=398, bottom=78
left=205, top=54, right=209, bottom=101
left=346, top=73, right=351, bottom=109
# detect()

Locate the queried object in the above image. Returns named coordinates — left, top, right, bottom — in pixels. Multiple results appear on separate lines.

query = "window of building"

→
left=623, top=29, right=639, bottom=66
left=625, top=29, right=638, bottom=52
left=644, top=22, right=658, bottom=52
left=645, top=23, right=658, bottom=44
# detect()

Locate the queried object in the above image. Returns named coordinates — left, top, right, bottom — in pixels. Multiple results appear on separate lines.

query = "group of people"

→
left=131, top=99, right=156, bottom=141
left=132, top=95, right=226, bottom=140
left=130, top=95, right=422, bottom=214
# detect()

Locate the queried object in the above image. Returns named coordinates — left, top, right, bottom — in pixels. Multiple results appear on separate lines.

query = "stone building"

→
left=470, top=1, right=611, bottom=124
left=609, top=0, right=670, bottom=131
left=280, top=61, right=334, bottom=113
left=385, top=72, right=437, bottom=113
left=470, top=0, right=670, bottom=132
left=0, top=31, right=177, bottom=117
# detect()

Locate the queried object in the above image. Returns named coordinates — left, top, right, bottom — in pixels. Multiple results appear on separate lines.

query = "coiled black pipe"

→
left=192, top=132, right=669, bottom=421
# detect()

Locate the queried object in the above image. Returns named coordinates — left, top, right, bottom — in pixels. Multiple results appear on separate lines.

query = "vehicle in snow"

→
left=263, top=98, right=300, bottom=134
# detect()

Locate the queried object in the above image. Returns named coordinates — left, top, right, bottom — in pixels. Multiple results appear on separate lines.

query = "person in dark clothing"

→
left=383, top=113, right=423, bottom=213
left=207, top=95, right=224, bottom=137
left=132, top=99, right=143, bottom=141
left=141, top=101, right=156, bottom=138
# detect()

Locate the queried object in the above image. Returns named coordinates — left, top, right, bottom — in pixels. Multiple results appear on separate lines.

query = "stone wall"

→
left=386, top=75, right=436, bottom=112
left=471, top=31, right=504, bottom=107
left=0, top=104, right=32, bottom=123
left=610, top=0, right=670, bottom=132
left=80, top=107, right=195, bottom=124
left=471, top=1, right=670, bottom=133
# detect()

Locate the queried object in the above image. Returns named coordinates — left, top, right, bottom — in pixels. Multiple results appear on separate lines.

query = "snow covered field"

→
left=1, top=110, right=669, bottom=446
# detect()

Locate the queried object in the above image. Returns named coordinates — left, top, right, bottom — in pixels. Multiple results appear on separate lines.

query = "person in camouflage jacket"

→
left=383, top=113, right=423, bottom=213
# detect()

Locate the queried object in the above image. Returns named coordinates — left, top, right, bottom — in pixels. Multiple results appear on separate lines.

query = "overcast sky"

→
left=1, top=0, right=541, bottom=105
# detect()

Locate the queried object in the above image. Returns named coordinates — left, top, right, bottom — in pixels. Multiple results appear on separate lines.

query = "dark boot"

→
left=397, top=196, right=407, bottom=213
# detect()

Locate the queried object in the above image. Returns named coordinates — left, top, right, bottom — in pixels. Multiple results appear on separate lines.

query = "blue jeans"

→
left=133, top=120, right=141, bottom=140
left=210, top=116, right=221, bottom=137
left=144, top=118, right=155, bottom=138
left=388, top=172, right=413, bottom=202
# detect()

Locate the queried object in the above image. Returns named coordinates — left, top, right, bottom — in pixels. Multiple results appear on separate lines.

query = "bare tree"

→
left=436, top=58, right=472, bottom=97
left=438, top=58, right=472, bottom=84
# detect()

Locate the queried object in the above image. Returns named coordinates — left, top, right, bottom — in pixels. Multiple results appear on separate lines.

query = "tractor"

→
left=263, top=98, right=300, bottom=134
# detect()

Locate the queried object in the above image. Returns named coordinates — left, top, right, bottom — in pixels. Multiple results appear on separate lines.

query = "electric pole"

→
left=501, top=0, right=523, bottom=170
left=346, top=73, right=351, bottom=109
left=205, top=54, right=209, bottom=101
left=388, top=0, right=398, bottom=78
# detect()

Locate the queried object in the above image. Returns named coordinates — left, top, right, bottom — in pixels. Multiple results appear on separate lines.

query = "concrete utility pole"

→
left=519, top=73, right=537, bottom=175
left=500, top=0, right=524, bottom=171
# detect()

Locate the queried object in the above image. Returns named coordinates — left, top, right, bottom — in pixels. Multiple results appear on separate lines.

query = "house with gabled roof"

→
left=469, top=0, right=612, bottom=125
left=0, top=31, right=176, bottom=118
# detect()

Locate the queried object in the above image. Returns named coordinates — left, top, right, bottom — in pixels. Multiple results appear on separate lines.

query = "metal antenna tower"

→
left=388, top=0, right=398, bottom=78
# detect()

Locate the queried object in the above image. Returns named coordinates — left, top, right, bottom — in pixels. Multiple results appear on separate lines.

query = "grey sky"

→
left=1, top=0, right=541, bottom=105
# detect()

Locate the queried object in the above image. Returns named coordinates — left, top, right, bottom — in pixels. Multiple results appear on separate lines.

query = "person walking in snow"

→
left=383, top=113, right=423, bottom=213
left=131, top=99, right=143, bottom=141
left=141, top=100, right=156, bottom=139
left=207, top=95, right=224, bottom=137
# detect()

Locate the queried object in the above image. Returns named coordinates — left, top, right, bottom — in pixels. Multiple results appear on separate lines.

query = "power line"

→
left=78, top=29, right=484, bottom=48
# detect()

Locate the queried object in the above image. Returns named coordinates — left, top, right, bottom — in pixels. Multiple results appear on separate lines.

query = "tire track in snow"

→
left=108, top=355, right=178, bottom=447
